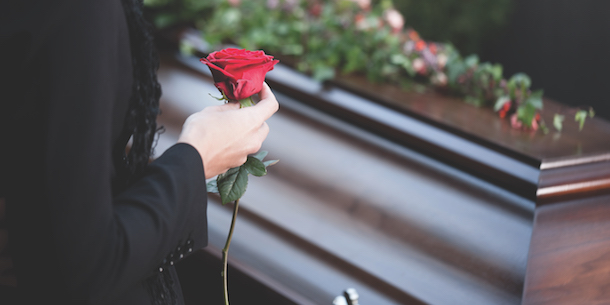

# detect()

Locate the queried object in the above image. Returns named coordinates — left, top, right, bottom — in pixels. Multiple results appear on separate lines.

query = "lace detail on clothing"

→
left=146, top=266, right=178, bottom=305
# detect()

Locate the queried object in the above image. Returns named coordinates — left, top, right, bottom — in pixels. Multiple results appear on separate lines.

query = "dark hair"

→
left=115, top=0, right=163, bottom=186
left=119, top=1, right=175, bottom=304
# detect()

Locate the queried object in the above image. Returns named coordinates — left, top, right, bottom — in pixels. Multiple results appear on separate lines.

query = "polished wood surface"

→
left=332, top=75, right=610, bottom=204
left=523, top=194, right=610, bottom=305
left=156, top=49, right=610, bottom=304
left=333, top=75, right=610, bottom=167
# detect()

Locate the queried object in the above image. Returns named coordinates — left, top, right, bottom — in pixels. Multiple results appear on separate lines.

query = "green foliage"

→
left=216, top=166, right=249, bottom=204
left=145, top=0, right=593, bottom=132
left=208, top=151, right=278, bottom=204
left=575, top=108, right=595, bottom=131
left=553, top=114, right=565, bottom=131
left=494, top=96, right=511, bottom=112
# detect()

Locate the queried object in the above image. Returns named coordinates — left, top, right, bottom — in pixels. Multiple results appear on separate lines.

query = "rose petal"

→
left=200, top=58, right=237, bottom=82
left=200, top=49, right=278, bottom=100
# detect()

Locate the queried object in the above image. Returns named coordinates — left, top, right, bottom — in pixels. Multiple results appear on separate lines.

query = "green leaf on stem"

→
left=217, top=166, right=249, bottom=204
left=465, top=54, right=479, bottom=67
left=553, top=114, right=565, bottom=131
left=494, top=96, right=511, bottom=111
left=575, top=110, right=588, bottom=130
left=507, top=73, right=532, bottom=100
left=508, top=73, right=532, bottom=89
left=215, top=151, right=279, bottom=204
left=526, top=90, right=544, bottom=110
left=251, top=150, right=269, bottom=161
left=244, top=156, right=266, bottom=177
left=517, top=103, right=536, bottom=127
left=206, top=179, right=219, bottom=194
left=263, top=159, right=279, bottom=167
left=491, top=64, right=503, bottom=81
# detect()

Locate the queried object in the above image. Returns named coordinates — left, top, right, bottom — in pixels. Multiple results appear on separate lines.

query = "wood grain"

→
left=523, top=194, right=610, bottom=305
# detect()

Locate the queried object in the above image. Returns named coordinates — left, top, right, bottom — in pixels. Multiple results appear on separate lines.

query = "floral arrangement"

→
left=201, top=48, right=279, bottom=305
left=145, top=0, right=594, bottom=132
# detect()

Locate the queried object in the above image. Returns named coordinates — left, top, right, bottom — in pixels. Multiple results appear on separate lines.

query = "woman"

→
left=0, top=0, right=279, bottom=304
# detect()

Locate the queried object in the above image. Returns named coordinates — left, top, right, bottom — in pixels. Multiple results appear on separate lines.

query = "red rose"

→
left=200, top=48, right=279, bottom=101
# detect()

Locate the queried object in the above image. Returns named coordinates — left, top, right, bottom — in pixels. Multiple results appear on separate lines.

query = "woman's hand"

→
left=178, top=83, right=279, bottom=179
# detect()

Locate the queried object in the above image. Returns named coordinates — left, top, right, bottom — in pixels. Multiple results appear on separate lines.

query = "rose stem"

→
left=238, top=96, right=254, bottom=108
left=222, top=198, right=240, bottom=305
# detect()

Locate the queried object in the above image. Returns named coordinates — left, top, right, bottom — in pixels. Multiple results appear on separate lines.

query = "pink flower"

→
left=413, top=58, right=427, bottom=75
left=510, top=113, right=540, bottom=131
left=510, top=114, right=523, bottom=129
left=228, top=0, right=240, bottom=7
left=436, top=53, right=448, bottom=69
left=383, top=8, right=404, bottom=34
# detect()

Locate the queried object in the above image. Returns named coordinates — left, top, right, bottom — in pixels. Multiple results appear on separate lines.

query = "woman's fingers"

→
left=215, top=101, right=241, bottom=111
left=251, top=83, right=279, bottom=121
left=178, top=84, right=279, bottom=178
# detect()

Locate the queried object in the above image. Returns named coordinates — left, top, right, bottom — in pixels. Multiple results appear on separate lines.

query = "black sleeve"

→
left=0, top=0, right=207, bottom=303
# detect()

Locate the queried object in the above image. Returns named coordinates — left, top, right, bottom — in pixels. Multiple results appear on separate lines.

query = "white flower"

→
left=413, top=58, right=426, bottom=75
left=383, top=8, right=404, bottom=33
left=437, top=53, right=448, bottom=69
left=432, top=72, right=448, bottom=86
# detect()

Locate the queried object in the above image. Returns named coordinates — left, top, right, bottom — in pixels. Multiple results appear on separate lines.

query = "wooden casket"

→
left=154, top=48, right=610, bottom=305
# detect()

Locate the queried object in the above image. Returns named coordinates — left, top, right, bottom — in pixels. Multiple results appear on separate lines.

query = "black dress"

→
left=0, top=0, right=208, bottom=304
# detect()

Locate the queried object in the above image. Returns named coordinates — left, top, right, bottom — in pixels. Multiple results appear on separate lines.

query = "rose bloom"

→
left=383, top=8, right=404, bottom=34
left=412, top=58, right=427, bottom=75
left=510, top=113, right=540, bottom=131
left=432, top=72, right=448, bottom=87
left=437, top=53, right=448, bottom=69
left=201, top=48, right=279, bottom=101
left=510, top=114, right=522, bottom=129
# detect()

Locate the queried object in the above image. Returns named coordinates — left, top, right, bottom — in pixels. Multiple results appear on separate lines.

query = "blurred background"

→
left=397, top=0, right=610, bottom=121
left=146, top=0, right=610, bottom=121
